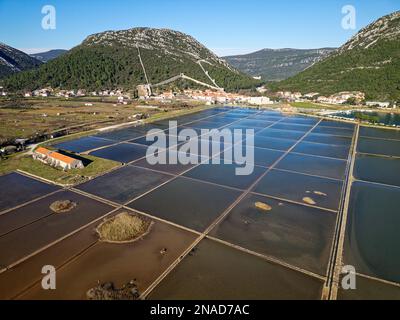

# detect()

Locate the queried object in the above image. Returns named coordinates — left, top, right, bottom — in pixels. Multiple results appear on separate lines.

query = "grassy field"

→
left=289, top=101, right=348, bottom=110
left=0, top=98, right=214, bottom=184
left=0, top=96, right=204, bottom=144
left=96, top=212, right=151, bottom=243
left=0, top=153, right=121, bottom=185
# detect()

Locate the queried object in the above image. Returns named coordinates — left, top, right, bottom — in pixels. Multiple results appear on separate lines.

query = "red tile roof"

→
left=35, top=147, right=52, bottom=155
left=49, top=152, right=77, bottom=165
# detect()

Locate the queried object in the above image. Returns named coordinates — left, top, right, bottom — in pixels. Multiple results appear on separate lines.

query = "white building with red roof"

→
left=33, top=147, right=84, bottom=170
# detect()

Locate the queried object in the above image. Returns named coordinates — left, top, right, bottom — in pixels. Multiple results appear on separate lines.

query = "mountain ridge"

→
left=271, top=11, right=400, bottom=100
left=30, top=49, right=68, bottom=63
left=2, top=28, right=258, bottom=92
left=224, top=48, right=336, bottom=81
left=0, top=43, right=42, bottom=79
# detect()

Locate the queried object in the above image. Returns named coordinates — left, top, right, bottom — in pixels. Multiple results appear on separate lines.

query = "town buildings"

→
left=366, top=101, right=392, bottom=108
left=155, top=89, right=274, bottom=106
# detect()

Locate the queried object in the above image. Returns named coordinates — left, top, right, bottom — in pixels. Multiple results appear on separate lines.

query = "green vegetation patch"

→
left=3, top=44, right=259, bottom=93
left=271, top=40, right=400, bottom=101
left=353, top=112, right=380, bottom=124
left=0, top=154, right=121, bottom=185
left=290, top=102, right=342, bottom=110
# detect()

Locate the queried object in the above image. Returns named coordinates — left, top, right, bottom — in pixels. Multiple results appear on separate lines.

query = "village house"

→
left=0, top=90, right=7, bottom=96
left=76, top=89, right=86, bottom=97
left=245, top=96, right=273, bottom=106
left=33, top=147, right=84, bottom=170
left=32, top=88, right=53, bottom=97
left=65, top=90, right=76, bottom=97
left=366, top=101, right=392, bottom=108
left=317, top=96, right=328, bottom=103
left=315, top=91, right=365, bottom=105
left=256, top=86, right=268, bottom=94
left=137, top=85, right=152, bottom=99
left=304, top=93, right=319, bottom=99
left=276, top=91, right=302, bottom=101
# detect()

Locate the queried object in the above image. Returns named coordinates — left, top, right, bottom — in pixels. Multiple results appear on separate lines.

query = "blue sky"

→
left=0, top=0, right=398, bottom=56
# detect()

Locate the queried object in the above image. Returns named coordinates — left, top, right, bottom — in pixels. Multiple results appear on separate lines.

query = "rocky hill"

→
left=0, top=43, right=42, bottom=79
left=224, top=48, right=335, bottom=81
left=271, top=11, right=400, bottom=100
left=2, top=28, right=259, bottom=92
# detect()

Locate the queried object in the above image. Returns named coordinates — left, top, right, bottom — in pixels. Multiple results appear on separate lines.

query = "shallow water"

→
left=0, top=190, right=113, bottom=268
left=312, top=126, right=354, bottom=137
left=303, top=133, right=352, bottom=146
left=224, top=124, right=264, bottom=133
left=358, top=137, right=400, bottom=157
left=128, top=134, right=181, bottom=148
left=211, top=113, right=248, bottom=121
left=276, top=153, right=347, bottom=180
left=247, top=115, right=283, bottom=122
left=77, top=165, right=171, bottom=204
left=234, top=119, right=275, bottom=129
left=54, top=136, right=115, bottom=153
left=8, top=107, right=397, bottom=300
left=185, top=120, right=228, bottom=130
left=0, top=215, right=101, bottom=299
left=257, top=128, right=305, bottom=140
left=281, top=117, right=319, bottom=125
left=252, top=148, right=285, bottom=167
left=250, top=136, right=297, bottom=151
left=184, top=163, right=267, bottom=190
left=198, top=117, right=238, bottom=127
left=253, top=169, right=343, bottom=211
left=148, top=239, right=324, bottom=300
left=344, top=181, right=400, bottom=283
left=128, top=177, right=241, bottom=232
left=18, top=218, right=197, bottom=299
left=338, top=275, right=400, bottom=300
left=95, top=127, right=148, bottom=142
left=210, top=193, right=337, bottom=276
left=359, top=126, right=400, bottom=141
left=271, top=123, right=313, bottom=132
left=133, top=148, right=208, bottom=174
left=90, top=143, right=148, bottom=163
left=293, top=141, right=350, bottom=160
left=319, top=120, right=355, bottom=129
left=354, top=154, right=400, bottom=187
left=0, top=173, right=59, bottom=213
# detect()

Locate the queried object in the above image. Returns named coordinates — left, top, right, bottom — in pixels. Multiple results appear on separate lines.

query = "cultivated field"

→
left=0, top=96, right=203, bottom=144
